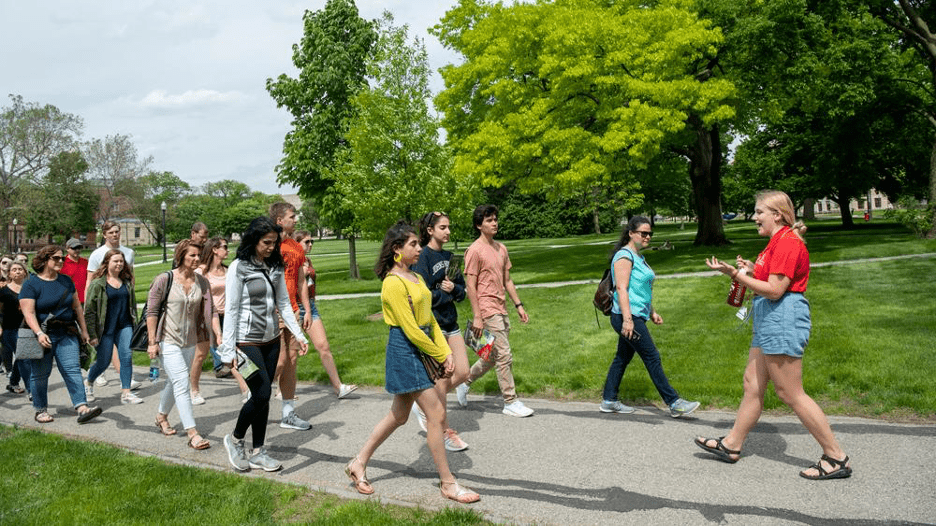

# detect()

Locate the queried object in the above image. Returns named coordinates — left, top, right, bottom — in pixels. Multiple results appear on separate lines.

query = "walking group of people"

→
left=1, top=189, right=851, bottom=508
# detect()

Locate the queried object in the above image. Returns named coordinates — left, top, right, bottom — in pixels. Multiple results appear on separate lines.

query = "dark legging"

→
left=232, top=339, right=280, bottom=448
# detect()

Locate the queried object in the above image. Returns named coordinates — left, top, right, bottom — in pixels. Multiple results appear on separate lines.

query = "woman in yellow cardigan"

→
left=344, top=222, right=479, bottom=504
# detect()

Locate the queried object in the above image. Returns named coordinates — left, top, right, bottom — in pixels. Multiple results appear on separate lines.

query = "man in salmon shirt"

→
left=455, top=204, right=534, bottom=418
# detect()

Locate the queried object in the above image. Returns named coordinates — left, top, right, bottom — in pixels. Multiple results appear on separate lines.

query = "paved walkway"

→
left=1, top=372, right=933, bottom=525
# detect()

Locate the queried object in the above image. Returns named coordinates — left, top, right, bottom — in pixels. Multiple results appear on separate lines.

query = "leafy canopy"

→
left=432, top=0, right=736, bottom=195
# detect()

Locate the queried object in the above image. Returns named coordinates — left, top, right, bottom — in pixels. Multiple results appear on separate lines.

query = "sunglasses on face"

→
left=50, top=256, right=65, bottom=262
left=634, top=231, right=653, bottom=238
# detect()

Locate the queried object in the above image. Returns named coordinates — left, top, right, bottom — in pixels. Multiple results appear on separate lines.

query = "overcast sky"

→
left=2, top=1, right=461, bottom=195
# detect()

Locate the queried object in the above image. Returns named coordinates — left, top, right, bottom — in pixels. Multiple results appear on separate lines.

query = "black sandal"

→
left=800, top=454, right=852, bottom=480
left=694, top=436, right=741, bottom=463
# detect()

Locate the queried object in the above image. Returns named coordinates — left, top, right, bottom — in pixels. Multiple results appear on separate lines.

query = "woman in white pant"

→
left=146, top=239, right=221, bottom=450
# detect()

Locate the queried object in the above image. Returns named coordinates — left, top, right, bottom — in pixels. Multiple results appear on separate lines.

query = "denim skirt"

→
left=385, top=327, right=433, bottom=395
left=751, top=293, right=811, bottom=358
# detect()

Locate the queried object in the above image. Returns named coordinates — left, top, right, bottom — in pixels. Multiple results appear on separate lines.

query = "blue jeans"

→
left=2, top=329, right=31, bottom=390
left=602, top=314, right=679, bottom=405
left=88, top=324, right=134, bottom=389
left=30, top=330, right=87, bottom=411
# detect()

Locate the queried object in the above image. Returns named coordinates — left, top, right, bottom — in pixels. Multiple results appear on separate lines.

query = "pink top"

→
left=196, top=267, right=226, bottom=314
left=464, top=238, right=512, bottom=320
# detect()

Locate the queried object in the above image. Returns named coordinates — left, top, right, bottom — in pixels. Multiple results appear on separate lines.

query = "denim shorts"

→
left=751, top=293, right=811, bottom=358
left=384, top=327, right=433, bottom=395
left=298, top=302, right=321, bottom=322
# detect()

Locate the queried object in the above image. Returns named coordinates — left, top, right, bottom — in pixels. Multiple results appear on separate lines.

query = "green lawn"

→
left=129, top=219, right=935, bottom=419
left=0, top=426, right=490, bottom=525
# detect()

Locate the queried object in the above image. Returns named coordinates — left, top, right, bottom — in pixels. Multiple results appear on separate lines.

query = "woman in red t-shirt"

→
left=695, top=190, right=852, bottom=480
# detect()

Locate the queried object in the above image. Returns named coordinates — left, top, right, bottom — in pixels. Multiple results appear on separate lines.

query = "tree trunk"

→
left=928, top=132, right=936, bottom=238
left=347, top=235, right=360, bottom=279
left=802, top=198, right=816, bottom=220
left=592, top=207, right=601, bottom=235
left=688, top=118, right=728, bottom=245
left=834, top=195, right=854, bottom=228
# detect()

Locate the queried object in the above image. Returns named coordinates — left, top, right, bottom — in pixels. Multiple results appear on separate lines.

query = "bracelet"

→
left=515, top=302, right=523, bottom=308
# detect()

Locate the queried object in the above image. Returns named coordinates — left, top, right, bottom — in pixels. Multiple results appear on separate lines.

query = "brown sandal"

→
left=35, top=411, right=54, bottom=423
left=155, top=416, right=177, bottom=436
left=188, top=434, right=210, bottom=450
left=344, top=456, right=374, bottom=495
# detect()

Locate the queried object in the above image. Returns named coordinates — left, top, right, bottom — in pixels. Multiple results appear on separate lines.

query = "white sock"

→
left=282, top=398, right=295, bottom=419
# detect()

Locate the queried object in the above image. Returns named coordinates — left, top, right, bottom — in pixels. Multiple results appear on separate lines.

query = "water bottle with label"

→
left=149, top=357, right=160, bottom=382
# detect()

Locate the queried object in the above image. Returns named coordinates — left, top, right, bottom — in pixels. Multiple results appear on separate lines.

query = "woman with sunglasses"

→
left=190, top=237, right=249, bottom=404
left=291, top=230, right=356, bottom=399
left=600, top=216, right=699, bottom=418
left=412, top=211, right=469, bottom=451
left=19, top=245, right=102, bottom=424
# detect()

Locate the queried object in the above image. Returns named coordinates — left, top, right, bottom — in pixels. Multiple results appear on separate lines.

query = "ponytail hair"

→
left=611, top=215, right=651, bottom=258
left=756, top=190, right=807, bottom=240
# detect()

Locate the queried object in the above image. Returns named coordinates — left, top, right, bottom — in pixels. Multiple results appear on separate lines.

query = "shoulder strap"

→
left=392, top=275, right=416, bottom=316
left=158, top=270, right=173, bottom=315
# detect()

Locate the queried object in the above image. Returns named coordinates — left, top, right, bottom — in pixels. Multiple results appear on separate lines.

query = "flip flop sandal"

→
left=34, top=411, right=54, bottom=423
left=694, top=436, right=741, bottom=463
left=7, top=384, right=25, bottom=394
left=440, top=481, right=480, bottom=504
left=800, top=454, right=852, bottom=480
left=188, top=435, right=211, bottom=450
left=345, top=457, right=374, bottom=495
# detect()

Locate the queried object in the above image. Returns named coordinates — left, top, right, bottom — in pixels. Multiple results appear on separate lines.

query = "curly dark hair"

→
left=32, top=245, right=64, bottom=273
left=237, top=217, right=284, bottom=269
left=374, top=221, right=416, bottom=280
left=472, top=204, right=498, bottom=237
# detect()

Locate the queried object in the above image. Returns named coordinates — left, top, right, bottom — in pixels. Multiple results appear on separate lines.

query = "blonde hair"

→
left=756, top=190, right=807, bottom=240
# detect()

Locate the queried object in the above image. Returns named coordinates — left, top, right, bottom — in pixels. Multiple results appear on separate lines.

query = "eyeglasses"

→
left=50, top=256, right=65, bottom=262
left=634, top=231, right=653, bottom=238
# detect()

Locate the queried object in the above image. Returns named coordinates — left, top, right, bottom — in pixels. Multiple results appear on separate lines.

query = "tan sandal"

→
left=344, top=456, right=374, bottom=495
left=188, top=434, right=210, bottom=450
left=155, top=416, right=177, bottom=436
left=440, top=480, right=480, bottom=504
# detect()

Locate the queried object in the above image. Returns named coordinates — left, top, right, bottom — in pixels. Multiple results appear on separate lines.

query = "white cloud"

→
left=139, top=89, right=246, bottom=109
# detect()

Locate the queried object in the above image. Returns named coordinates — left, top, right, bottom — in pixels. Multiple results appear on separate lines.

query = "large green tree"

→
left=22, top=151, right=99, bottom=239
left=0, top=95, right=83, bottom=251
left=126, top=171, right=192, bottom=243
left=333, top=14, right=479, bottom=240
left=866, top=0, right=936, bottom=237
left=433, top=0, right=736, bottom=245
left=267, top=0, right=378, bottom=278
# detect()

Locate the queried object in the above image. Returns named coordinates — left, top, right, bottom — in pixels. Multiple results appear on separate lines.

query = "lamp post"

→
left=11, top=218, right=17, bottom=253
left=161, top=201, right=167, bottom=263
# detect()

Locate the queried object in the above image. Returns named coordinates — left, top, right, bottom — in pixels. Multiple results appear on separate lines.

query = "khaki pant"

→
left=465, top=313, right=517, bottom=404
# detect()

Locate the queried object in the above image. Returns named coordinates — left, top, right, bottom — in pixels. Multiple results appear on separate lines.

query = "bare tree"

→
left=82, top=134, right=153, bottom=221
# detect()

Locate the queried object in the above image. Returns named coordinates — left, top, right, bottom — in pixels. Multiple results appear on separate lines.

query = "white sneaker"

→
left=121, top=392, right=144, bottom=405
left=337, top=383, right=357, bottom=399
left=94, top=373, right=108, bottom=387
left=129, top=379, right=143, bottom=391
left=84, top=381, right=96, bottom=403
left=191, top=391, right=206, bottom=405
left=503, top=400, right=534, bottom=417
left=411, top=403, right=427, bottom=432
left=455, top=383, right=470, bottom=407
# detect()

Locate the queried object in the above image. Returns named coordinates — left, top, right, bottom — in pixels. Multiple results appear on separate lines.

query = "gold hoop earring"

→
left=393, top=253, right=402, bottom=263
